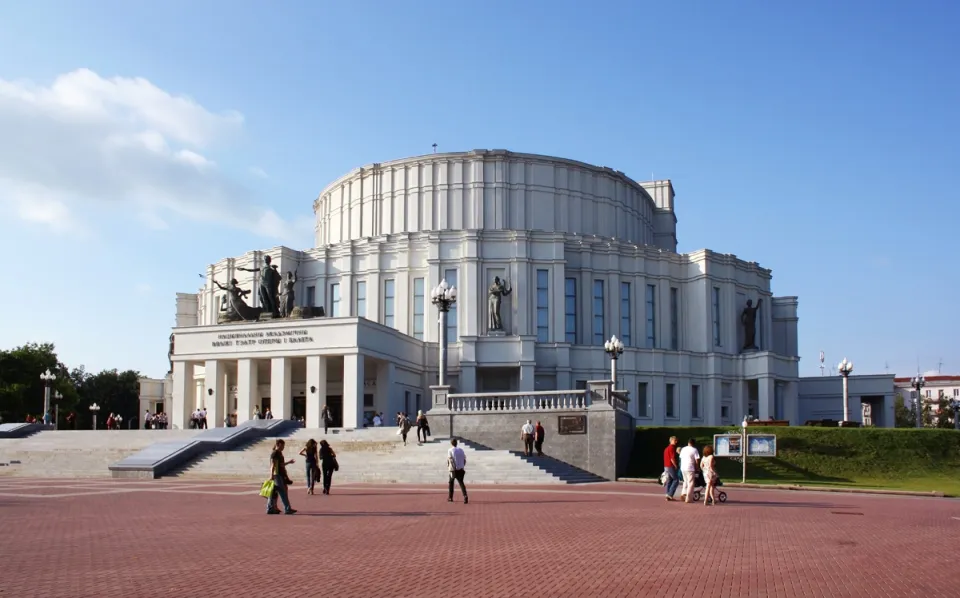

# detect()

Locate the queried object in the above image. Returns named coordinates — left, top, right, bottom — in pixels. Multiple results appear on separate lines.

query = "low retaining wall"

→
left=109, top=419, right=301, bottom=479
left=429, top=386, right=634, bottom=481
left=0, top=423, right=52, bottom=439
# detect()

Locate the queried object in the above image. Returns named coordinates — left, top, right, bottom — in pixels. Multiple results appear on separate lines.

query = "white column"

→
left=343, top=353, right=365, bottom=429
left=271, top=357, right=292, bottom=420
left=236, top=359, right=258, bottom=424
left=171, top=361, right=192, bottom=430
left=459, top=364, right=477, bottom=394
left=205, top=360, right=224, bottom=428
left=376, top=361, right=395, bottom=415
left=519, top=364, right=535, bottom=392
left=305, top=355, right=327, bottom=428
left=758, top=377, right=776, bottom=420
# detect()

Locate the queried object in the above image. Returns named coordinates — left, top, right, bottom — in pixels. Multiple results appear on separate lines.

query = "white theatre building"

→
left=166, top=149, right=801, bottom=430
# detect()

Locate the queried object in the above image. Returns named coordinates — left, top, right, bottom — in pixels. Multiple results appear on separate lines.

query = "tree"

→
left=0, top=343, right=79, bottom=424
left=934, top=391, right=956, bottom=429
left=893, top=393, right=916, bottom=428
left=73, top=368, right=143, bottom=429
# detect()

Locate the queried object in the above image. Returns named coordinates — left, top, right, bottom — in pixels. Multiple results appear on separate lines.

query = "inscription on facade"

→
left=210, top=329, right=316, bottom=348
left=558, top=415, right=587, bottom=435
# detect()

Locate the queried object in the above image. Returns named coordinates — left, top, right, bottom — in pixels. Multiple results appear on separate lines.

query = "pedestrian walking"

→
left=662, top=436, right=680, bottom=501
left=447, top=438, right=468, bottom=504
left=534, top=420, right=546, bottom=456
left=266, top=439, right=297, bottom=515
left=520, top=420, right=534, bottom=456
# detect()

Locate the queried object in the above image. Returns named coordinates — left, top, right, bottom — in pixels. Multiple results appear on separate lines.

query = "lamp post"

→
left=741, top=416, right=749, bottom=483
left=950, top=399, right=960, bottom=431
left=52, top=390, right=62, bottom=431
left=430, top=279, right=457, bottom=387
left=911, top=375, right=925, bottom=428
left=603, top=335, right=624, bottom=388
left=837, top=358, right=853, bottom=423
left=89, top=403, right=101, bottom=430
left=40, top=369, right=56, bottom=425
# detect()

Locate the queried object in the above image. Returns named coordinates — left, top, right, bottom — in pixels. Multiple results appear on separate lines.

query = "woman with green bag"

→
left=266, top=439, right=297, bottom=515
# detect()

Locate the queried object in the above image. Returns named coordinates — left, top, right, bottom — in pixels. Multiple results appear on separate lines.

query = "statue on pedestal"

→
left=213, top=279, right=260, bottom=322
left=238, top=255, right=281, bottom=317
left=279, top=269, right=298, bottom=318
left=167, top=334, right=175, bottom=373
left=487, top=276, right=512, bottom=331
left=741, top=298, right=762, bottom=351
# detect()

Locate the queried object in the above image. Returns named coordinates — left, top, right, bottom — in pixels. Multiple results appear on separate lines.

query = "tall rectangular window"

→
left=330, top=283, right=341, bottom=317
left=536, top=269, right=549, bottom=342
left=620, top=282, right=631, bottom=346
left=670, top=287, right=679, bottom=350
left=637, top=382, right=649, bottom=418
left=666, top=383, right=676, bottom=418
left=355, top=281, right=366, bottom=318
left=444, top=269, right=458, bottom=341
left=306, top=285, right=316, bottom=308
left=564, top=278, right=577, bottom=343
left=383, top=279, right=395, bottom=328
left=712, top=287, right=722, bottom=347
left=412, top=278, right=425, bottom=340
left=645, top=284, right=656, bottom=348
left=592, top=280, right=605, bottom=345
left=691, top=384, right=701, bottom=419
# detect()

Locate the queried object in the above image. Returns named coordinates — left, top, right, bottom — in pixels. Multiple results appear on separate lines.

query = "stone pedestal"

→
left=430, top=385, right=452, bottom=412
left=486, top=330, right=507, bottom=337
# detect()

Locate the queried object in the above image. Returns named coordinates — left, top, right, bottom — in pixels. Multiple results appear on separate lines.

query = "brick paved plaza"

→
left=1, top=478, right=959, bottom=597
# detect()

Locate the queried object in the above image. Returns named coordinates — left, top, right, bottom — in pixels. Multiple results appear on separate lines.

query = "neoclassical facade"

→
left=166, top=150, right=800, bottom=430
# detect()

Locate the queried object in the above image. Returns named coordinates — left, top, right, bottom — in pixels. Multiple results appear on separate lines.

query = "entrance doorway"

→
left=326, top=395, right=343, bottom=428
left=261, top=397, right=271, bottom=416
left=293, top=397, right=306, bottom=421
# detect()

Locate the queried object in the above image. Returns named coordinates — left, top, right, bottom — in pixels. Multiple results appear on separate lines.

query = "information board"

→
left=746, top=434, right=777, bottom=457
left=714, top=434, right=743, bottom=457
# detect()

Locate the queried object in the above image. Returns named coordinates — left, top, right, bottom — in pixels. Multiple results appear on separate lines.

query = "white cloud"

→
left=249, top=166, right=268, bottom=179
left=135, top=283, right=152, bottom=294
left=0, top=69, right=307, bottom=241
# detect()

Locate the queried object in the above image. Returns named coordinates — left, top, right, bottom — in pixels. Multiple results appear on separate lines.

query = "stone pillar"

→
left=271, top=357, right=292, bottom=420
left=707, top=378, right=723, bottom=426
left=376, top=361, right=395, bottom=415
left=342, top=353, right=364, bottom=429
left=305, top=355, right=327, bottom=428
left=758, top=377, right=776, bottom=420
left=236, top=359, right=258, bottom=424
left=430, top=385, right=451, bottom=413
left=519, top=364, right=535, bottom=392
left=205, top=360, right=224, bottom=428
left=171, top=361, right=192, bottom=430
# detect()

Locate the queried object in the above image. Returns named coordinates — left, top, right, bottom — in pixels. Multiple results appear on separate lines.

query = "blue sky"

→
left=0, top=0, right=956, bottom=379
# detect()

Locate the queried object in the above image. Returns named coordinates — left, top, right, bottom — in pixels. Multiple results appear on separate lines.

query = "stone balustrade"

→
left=448, top=390, right=591, bottom=412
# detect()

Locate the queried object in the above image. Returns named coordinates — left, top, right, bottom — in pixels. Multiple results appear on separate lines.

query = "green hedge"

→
left=628, top=426, right=960, bottom=485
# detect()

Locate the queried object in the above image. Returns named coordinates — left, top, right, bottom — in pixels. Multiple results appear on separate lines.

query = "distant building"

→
left=797, top=375, right=896, bottom=427
left=894, top=375, right=960, bottom=422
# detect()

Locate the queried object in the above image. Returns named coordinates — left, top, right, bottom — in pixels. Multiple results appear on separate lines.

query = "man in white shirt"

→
left=447, top=438, right=468, bottom=504
left=520, top=420, right=535, bottom=456
left=678, top=438, right=701, bottom=503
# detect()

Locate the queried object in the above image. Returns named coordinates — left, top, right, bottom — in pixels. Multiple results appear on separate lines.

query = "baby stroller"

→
left=658, top=470, right=727, bottom=503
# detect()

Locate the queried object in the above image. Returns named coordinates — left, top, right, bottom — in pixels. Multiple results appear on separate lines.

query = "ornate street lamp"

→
left=430, top=279, right=458, bottom=387
left=950, top=399, right=960, bottom=431
left=837, top=358, right=853, bottom=423
left=911, top=374, right=925, bottom=428
left=40, top=368, right=56, bottom=424
left=89, top=402, right=101, bottom=430
left=603, top=335, right=624, bottom=388
left=52, top=391, right=63, bottom=431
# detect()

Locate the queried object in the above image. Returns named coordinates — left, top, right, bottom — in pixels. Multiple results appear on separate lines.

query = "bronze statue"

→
left=238, top=255, right=281, bottom=317
left=213, top=278, right=260, bottom=322
left=741, top=298, right=762, bottom=350
left=279, top=270, right=298, bottom=318
left=487, top=276, right=512, bottom=331
left=167, top=333, right=175, bottom=373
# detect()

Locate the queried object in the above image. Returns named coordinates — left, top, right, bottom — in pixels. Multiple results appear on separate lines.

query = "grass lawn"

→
left=631, top=426, right=960, bottom=496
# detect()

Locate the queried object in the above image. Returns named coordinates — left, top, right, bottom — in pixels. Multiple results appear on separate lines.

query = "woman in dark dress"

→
left=319, top=439, right=338, bottom=495
left=299, top=439, right=319, bottom=495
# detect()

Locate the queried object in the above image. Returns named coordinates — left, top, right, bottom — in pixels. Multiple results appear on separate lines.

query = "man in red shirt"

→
left=663, top=436, right=680, bottom=501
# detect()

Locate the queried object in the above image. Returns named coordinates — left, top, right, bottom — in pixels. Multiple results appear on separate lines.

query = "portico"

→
left=169, top=317, right=428, bottom=430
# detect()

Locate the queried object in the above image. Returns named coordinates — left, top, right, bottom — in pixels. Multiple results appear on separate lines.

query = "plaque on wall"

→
left=558, top=415, right=587, bottom=435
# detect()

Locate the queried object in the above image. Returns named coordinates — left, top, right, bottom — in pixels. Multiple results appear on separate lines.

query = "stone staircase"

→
left=0, top=430, right=199, bottom=478
left=172, top=428, right=604, bottom=484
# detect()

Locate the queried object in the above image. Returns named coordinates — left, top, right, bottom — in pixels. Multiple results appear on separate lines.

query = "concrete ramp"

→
left=109, top=419, right=300, bottom=479
left=0, top=423, right=52, bottom=439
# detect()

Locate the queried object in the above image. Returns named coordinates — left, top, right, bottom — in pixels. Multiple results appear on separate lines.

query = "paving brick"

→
left=0, top=479, right=958, bottom=597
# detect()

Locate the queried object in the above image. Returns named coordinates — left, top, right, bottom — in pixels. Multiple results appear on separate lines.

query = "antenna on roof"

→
left=884, top=362, right=890, bottom=375
left=432, top=143, right=438, bottom=153
left=938, top=357, right=944, bottom=374
left=819, top=351, right=825, bottom=376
